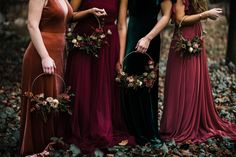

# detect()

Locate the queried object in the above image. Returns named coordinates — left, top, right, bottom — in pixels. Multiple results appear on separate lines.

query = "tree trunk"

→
left=226, top=0, right=236, bottom=65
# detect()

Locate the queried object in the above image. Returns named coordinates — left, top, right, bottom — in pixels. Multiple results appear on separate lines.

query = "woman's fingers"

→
left=136, top=45, right=146, bottom=53
left=216, top=8, right=222, bottom=12
left=44, top=67, right=49, bottom=74
left=207, top=8, right=222, bottom=20
left=93, top=8, right=104, bottom=13
left=42, top=57, right=56, bottom=74
left=53, top=61, right=56, bottom=69
left=93, top=8, right=107, bottom=16
left=43, top=67, right=51, bottom=74
left=51, top=66, right=55, bottom=74
left=136, top=43, right=147, bottom=53
left=102, top=9, right=107, bottom=15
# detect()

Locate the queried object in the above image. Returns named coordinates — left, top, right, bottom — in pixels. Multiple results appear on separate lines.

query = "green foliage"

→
left=94, top=149, right=104, bottom=157
left=46, top=137, right=81, bottom=157
left=0, top=94, right=20, bottom=148
left=69, top=144, right=81, bottom=157
left=208, top=60, right=236, bottom=123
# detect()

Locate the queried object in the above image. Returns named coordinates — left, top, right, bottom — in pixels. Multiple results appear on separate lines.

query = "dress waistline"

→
left=41, top=31, right=65, bottom=34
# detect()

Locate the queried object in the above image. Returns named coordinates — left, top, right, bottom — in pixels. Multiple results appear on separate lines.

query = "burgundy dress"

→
left=160, top=0, right=236, bottom=143
left=65, top=0, right=134, bottom=153
left=20, top=0, right=72, bottom=155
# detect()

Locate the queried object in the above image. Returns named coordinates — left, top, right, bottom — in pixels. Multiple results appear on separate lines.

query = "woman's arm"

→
left=70, top=0, right=107, bottom=21
left=116, top=0, right=128, bottom=73
left=174, top=0, right=222, bottom=25
left=28, top=0, right=56, bottom=74
left=70, top=0, right=82, bottom=11
left=136, top=0, right=172, bottom=53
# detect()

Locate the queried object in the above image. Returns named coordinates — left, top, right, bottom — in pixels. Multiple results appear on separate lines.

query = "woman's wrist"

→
left=200, top=11, right=208, bottom=20
left=119, top=57, right=124, bottom=63
left=199, top=13, right=203, bottom=20
left=144, top=35, right=152, bottom=41
left=88, top=8, right=94, bottom=15
left=41, top=54, right=50, bottom=60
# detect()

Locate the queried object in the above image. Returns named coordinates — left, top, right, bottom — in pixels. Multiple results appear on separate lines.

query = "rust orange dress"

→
left=20, top=0, right=72, bottom=155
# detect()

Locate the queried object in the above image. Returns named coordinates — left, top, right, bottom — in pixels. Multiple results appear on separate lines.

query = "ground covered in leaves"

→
left=0, top=12, right=236, bottom=156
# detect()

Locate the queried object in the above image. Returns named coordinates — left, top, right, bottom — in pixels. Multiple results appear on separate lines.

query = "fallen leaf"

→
left=118, top=139, right=128, bottom=146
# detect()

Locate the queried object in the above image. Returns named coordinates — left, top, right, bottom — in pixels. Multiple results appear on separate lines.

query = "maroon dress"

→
left=65, top=0, right=134, bottom=153
left=160, top=0, right=236, bottom=143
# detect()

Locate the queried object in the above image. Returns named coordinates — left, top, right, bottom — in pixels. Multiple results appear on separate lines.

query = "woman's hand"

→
left=204, top=8, right=222, bottom=20
left=41, top=56, right=56, bottom=74
left=89, top=7, right=107, bottom=17
left=116, top=61, right=123, bottom=74
left=135, top=37, right=151, bottom=53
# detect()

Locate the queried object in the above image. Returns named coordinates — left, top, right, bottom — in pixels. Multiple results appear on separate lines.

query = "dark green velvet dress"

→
left=121, top=0, right=163, bottom=145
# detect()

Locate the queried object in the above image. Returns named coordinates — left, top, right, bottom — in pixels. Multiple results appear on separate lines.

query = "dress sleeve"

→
left=182, top=0, right=189, bottom=10
left=172, top=0, right=189, bottom=13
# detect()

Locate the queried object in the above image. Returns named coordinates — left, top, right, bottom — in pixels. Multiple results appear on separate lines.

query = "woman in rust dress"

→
left=20, top=0, right=72, bottom=155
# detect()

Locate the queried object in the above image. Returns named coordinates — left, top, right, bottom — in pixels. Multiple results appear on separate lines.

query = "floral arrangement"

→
left=115, top=60, right=158, bottom=90
left=66, top=25, right=112, bottom=58
left=24, top=87, right=73, bottom=123
left=175, top=30, right=204, bottom=56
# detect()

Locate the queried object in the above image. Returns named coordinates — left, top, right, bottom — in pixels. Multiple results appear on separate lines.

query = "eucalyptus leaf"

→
left=94, top=149, right=104, bottom=157
left=69, top=144, right=81, bottom=157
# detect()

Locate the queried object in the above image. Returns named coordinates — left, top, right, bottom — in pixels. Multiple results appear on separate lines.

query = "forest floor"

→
left=1, top=14, right=236, bottom=156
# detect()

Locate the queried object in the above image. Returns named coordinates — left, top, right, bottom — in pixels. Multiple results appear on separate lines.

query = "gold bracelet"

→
left=199, top=13, right=202, bottom=20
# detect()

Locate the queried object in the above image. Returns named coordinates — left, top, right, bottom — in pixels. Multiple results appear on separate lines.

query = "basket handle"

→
left=123, top=51, right=153, bottom=64
left=94, top=15, right=102, bottom=29
left=122, top=51, right=154, bottom=72
left=178, top=16, right=187, bottom=29
left=31, top=73, right=66, bottom=92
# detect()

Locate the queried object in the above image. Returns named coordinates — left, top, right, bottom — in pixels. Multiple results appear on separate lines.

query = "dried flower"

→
left=193, top=43, right=199, bottom=49
left=121, top=72, right=126, bottom=76
left=71, top=39, right=77, bottom=44
left=143, top=72, right=148, bottom=77
left=37, top=93, right=44, bottom=98
left=150, top=71, right=157, bottom=79
left=107, top=29, right=112, bottom=35
left=148, top=60, right=154, bottom=65
left=115, top=77, right=121, bottom=82
left=51, top=99, right=59, bottom=109
left=136, top=80, right=143, bottom=86
left=95, top=28, right=103, bottom=33
left=42, top=101, right=47, bottom=106
left=46, top=97, right=54, bottom=103
left=90, top=35, right=97, bottom=40
left=77, top=35, right=83, bottom=41
left=67, top=28, right=72, bottom=32
left=100, top=34, right=106, bottom=39
left=52, top=99, right=59, bottom=105
left=189, top=47, right=194, bottom=53
left=67, top=32, right=72, bottom=37
left=149, top=65, right=154, bottom=69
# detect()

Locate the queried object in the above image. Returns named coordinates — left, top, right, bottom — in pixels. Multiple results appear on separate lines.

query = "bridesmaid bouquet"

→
left=115, top=60, right=158, bottom=90
left=24, top=87, right=73, bottom=123
left=66, top=16, right=112, bottom=58
left=175, top=31, right=203, bottom=56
